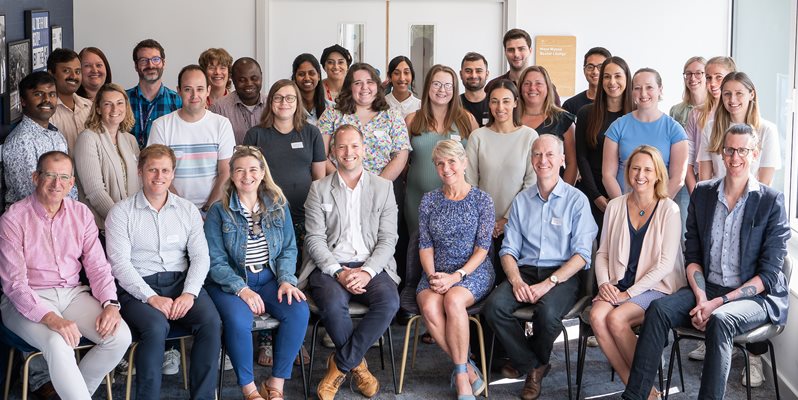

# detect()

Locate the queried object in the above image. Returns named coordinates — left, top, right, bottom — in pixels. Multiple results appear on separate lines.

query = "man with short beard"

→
left=127, top=39, right=182, bottom=148
left=209, top=57, right=267, bottom=144
left=459, top=52, right=490, bottom=127
left=47, top=48, right=92, bottom=152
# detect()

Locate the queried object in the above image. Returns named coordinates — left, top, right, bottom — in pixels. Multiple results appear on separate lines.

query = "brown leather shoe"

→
left=521, top=363, right=551, bottom=400
left=501, top=362, right=522, bottom=379
left=316, top=354, right=346, bottom=400
left=31, top=382, right=60, bottom=400
left=351, top=358, right=380, bottom=397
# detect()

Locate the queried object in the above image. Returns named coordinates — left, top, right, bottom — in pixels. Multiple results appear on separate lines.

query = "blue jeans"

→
left=623, top=285, right=770, bottom=400
left=208, top=268, right=309, bottom=384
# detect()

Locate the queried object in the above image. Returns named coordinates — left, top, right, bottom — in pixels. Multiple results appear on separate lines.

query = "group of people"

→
left=0, top=25, right=789, bottom=400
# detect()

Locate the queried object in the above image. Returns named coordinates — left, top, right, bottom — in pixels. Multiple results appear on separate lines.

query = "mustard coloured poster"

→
left=535, top=36, right=576, bottom=97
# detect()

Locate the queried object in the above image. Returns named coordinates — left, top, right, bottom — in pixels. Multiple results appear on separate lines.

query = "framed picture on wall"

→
left=7, top=39, right=32, bottom=123
left=51, top=26, right=62, bottom=51
left=0, top=14, right=7, bottom=95
left=25, top=9, right=50, bottom=72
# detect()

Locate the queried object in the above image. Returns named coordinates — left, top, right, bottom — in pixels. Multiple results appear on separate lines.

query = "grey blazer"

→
left=297, top=170, right=400, bottom=288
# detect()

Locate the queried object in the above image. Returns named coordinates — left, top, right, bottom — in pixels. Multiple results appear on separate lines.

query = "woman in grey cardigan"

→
left=74, top=83, right=140, bottom=232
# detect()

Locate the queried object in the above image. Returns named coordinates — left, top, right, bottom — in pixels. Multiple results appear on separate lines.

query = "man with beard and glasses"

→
left=47, top=48, right=93, bottom=152
left=127, top=39, right=182, bottom=148
left=4, top=71, right=77, bottom=207
left=210, top=57, right=267, bottom=144
left=459, top=52, right=490, bottom=127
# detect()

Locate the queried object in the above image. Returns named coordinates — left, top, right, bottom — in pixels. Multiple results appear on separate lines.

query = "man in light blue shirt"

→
left=484, top=134, right=598, bottom=400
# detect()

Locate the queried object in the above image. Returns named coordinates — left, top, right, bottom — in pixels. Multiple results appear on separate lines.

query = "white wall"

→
left=73, top=0, right=257, bottom=89
left=514, top=0, right=731, bottom=110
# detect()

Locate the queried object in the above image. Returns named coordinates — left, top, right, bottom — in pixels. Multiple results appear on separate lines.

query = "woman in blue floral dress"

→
left=416, top=139, right=495, bottom=400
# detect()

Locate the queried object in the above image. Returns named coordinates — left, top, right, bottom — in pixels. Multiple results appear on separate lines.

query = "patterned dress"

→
left=416, top=187, right=495, bottom=301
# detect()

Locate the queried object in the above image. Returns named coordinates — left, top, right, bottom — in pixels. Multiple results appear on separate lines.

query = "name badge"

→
left=450, top=134, right=461, bottom=142
left=551, top=217, right=563, bottom=226
left=166, top=234, right=180, bottom=243
left=373, top=130, right=388, bottom=139
left=482, top=118, right=489, bottom=126
left=322, top=203, right=333, bottom=212
left=291, top=142, right=304, bottom=149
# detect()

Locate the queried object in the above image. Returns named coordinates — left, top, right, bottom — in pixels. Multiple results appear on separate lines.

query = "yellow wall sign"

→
left=535, top=36, right=577, bottom=97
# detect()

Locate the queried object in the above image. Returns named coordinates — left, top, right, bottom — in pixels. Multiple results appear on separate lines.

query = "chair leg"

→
left=179, top=338, right=189, bottom=390
left=487, top=332, right=495, bottom=389
left=674, top=340, right=684, bottom=392
left=21, top=352, right=39, bottom=400
left=378, top=335, right=385, bottom=370
left=767, top=340, right=780, bottom=400
left=410, top=320, right=421, bottom=368
left=576, top=323, right=589, bottom=400
left=4, top=348, right=14, bottom=400
left=398, top=316, right=420, bottom=394
left=307, top=320, right=320, bottom=388
left=105, top=373, right=113, bottom=400
left=562, top=326, right=572, bottom=400
left=739, top=345, right=752, bottom=400
left=298, top=339, right=308, bottom=400
left=470, top=316, right=489, bottom=398
left=218, top=343, right=226, bottom=400
left=386, top=326, right=397, bottom=394
left=664, top=334, right=681, bottom=400
left=125, top=343, right=138, bottom=400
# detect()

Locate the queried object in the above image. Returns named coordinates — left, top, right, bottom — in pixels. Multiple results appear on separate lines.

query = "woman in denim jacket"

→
left=204, top=146, right=310, bottom=400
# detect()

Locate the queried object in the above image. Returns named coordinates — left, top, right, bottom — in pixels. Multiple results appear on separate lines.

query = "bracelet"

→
left=721, top=294, right=730, bottom=304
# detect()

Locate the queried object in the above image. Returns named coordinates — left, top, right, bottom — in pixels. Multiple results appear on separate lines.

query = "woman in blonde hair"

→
left=204, top=146, right=310, bottom=400
left=591, top=145, right=686, bottom=400
left=74, top=83, right=140, bottom=232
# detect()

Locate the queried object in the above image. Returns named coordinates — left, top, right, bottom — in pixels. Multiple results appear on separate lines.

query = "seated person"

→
left=484, top=134, right=598, bottom=400
left=297, top=124, right=400, bottom=400
left=622, top=124, right=791, bottom=400
left=589, top=145, right=686, bottom=397
left=105, top=144, right=222, bottom=400
left=204, top=145, right=309, bottom=400
left=416, top=139, right=494, bottom=399
left=0, top=151, right=131, bottom=400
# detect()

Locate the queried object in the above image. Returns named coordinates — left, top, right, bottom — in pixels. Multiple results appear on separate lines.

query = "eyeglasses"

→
left=234, top=145, right=262, bottom=154
left=430, top=81, right=454, bottom=91
left=272, top=95, right=297, bottom=103
left=683, top=71, right=705, bottom=79
left=584, top=63, right=603, bottom=72
left=39, top=171, right=72, bottom=182
left=722, top=146, right=754, bottom=157
left=136, top=56, right=163, bottom=67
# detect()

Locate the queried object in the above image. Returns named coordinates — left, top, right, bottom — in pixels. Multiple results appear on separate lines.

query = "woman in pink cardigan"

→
left=589, top=145, right=687, bottom=399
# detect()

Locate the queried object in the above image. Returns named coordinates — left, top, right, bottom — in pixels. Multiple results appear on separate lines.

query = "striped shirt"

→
left=127, top=84, right=182, bottom=148
left=241, top=204, right=270, bottom=267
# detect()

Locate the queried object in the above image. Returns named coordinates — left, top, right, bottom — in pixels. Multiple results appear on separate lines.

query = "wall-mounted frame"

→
left=7, top=39, right=32, bottom=123
left=25, top=9, right=50, bottom=72
left=51, top=25, right=62, bottom=51
left=0, top=14, right=7, bottom=95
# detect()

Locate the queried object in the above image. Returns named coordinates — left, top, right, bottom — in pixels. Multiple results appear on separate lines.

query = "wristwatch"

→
left=333, top=269, right=344, bottom=280
left=102, top=299, right=121, bottom=309
left=455, top=269, right=467, bottom=280
left=549, top=274, right=559, bottom=285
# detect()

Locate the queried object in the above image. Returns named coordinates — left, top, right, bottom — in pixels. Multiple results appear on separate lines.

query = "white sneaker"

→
left=223, top=354, right=233, bottom=371
left=586, top=336, right=599, bottom=347
left=162, top=349, right=180, bottom=375
left=741, top=355, right=765, bottom=387
left=688, top=343, right=706, bottom=361
left=116, top=358, right=135, bottom=376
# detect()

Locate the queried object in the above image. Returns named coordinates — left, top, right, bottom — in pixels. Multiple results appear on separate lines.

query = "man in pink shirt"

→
left=0, top=151, right=131, bottom=400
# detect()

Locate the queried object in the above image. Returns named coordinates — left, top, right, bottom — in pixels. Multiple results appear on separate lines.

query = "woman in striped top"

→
left=204, top=146, right=309, bottom=400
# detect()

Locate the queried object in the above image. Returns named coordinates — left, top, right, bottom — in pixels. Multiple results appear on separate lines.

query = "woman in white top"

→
left=698, top=72, right=781, bottom=184
left=385, top=56, right=421, bottom=118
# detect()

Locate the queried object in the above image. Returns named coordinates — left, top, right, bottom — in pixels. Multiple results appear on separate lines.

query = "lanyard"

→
left=137, top=96, right=157, bottom=145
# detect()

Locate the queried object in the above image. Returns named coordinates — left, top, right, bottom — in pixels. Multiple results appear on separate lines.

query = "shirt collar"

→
left=232, top=91, right=265, bottom=108
left=20, top=115, right=59, bottom=132
left=335, top=171, right=365, bottom=191
left=532, top=177, right=565, bottom=201
left=717, top=175, right=759, bottom=204
left=29, top=194, right=66, bottom=220
left=135, top=190, right=176, bottom=211
left=134, top=83, right=166, bottom=102
left=55, top=93, right=92, bottom=111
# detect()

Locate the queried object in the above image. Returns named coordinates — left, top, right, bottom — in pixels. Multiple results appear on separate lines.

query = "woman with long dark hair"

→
left=292, top=53, right=327, bottom=126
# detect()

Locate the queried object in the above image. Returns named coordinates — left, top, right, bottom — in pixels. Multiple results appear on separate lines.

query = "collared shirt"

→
left=105, top=191, right=210, bottom=302
left=209, top=91, right=267, bottom=144
left=500, top=178, right=597, bottom=268
left=127, top=83, right=182, bottom=148
left=49, top=93, right=93, bottom=152
left=2, top=116, right=77, bottom=206
left=0, top=195, right=117, bottom=322
left=323, top=173, right=375, bottom=277
left=707, top=177, right=760, bottom=287
left=385, top=92, right=421, bottom=118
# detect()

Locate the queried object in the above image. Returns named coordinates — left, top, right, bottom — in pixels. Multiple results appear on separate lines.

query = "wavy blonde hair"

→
left=221, top=146, right=287, bottom=220
left=698, top=56, right=737, bottom=131
left=625, top=145, right=669, bottom=200
left=84, top=83, right=135, bottom=133
left=707, top=72, right=760, bottom=154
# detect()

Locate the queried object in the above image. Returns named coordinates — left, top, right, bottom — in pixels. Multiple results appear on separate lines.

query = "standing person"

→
left=589, top=145, right=686, bottom=397
left=518, top=66, right=577, bottom=184
left=385, top=56, right=421, bottom=118
left=0, top=151, right=132, bottom=400
left=486, top=29, right=560, bottom=105
left=320, top=45, right=352, bottom=105
left=77, top=47, right=112, bottom=101
left=298, top=125, right=400, bottom=400
left=292, top=53, right=328, bottom=126
left=204, top=146, right=309, bottom=400
left=575, top=57, right=634, bottom=230
left=210, top=57, right=268, bottom=144
left=405, top=64, right=477, bottom=234
left=459, top=52, right=490, bottom=127
left=483, top=134, right=598, bottom=400
left=317, top=62, right=410, bottom=179
left=416, top=140, right=493, bottom=399
left=602, top=68, right=688, bottom=222
left=621, top=124, right=790, bottom=400
left=670, top=56, right=707, bottom=194
left=73, top=83, right=140, bottom=232
left=106, top=144, right=222, bottom=400
left=47, top=48, right=93, bottom=152
left=127, top=39, right=182, bottom=148
left=465, top=79, right=537, bottom=279
left=699, top=72, right=781, bottom=185
left=198, top=48, right=233, bottom=107
left=562, top=47, right=612, bottom=116
left=148, top=64, right=235, bottom=212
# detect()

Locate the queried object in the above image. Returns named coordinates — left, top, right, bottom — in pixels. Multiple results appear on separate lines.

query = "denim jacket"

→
left=204, top=191, right=298, bottom=294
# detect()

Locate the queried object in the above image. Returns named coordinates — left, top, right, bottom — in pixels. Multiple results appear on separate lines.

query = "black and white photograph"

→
left=25, top=9, right=50, bottom=72
left=0, top=14, right=6, bottom=95
left=7, top=39, right=32, bottom=123
left=51, top=25, right=62, bottom=50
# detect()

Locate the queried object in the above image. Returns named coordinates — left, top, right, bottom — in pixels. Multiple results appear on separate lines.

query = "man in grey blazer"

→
left=299, top=124, right=400, bottom=400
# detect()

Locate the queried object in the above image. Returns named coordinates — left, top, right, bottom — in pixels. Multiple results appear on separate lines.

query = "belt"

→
left=247, top=264, right=267, bottom=273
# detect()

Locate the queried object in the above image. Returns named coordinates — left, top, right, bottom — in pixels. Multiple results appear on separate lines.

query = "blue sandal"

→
left=468, top=358, right=486, bottom=396
left=451, top=363, right=477, bottom=400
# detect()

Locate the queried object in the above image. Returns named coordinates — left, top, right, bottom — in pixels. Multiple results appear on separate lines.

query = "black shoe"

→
left=396, top=309, right=414, bottom=325
left=31, top=382, right=60, bottom=400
